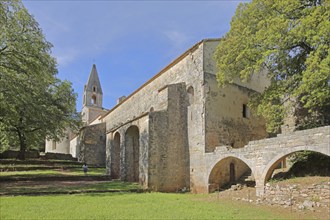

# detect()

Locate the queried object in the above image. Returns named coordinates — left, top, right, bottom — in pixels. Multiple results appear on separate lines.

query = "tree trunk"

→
left=17, top=130, right=27, bottom=160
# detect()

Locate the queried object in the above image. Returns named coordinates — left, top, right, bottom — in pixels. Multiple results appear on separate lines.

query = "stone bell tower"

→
left=81, top=64, right=104, bottom=124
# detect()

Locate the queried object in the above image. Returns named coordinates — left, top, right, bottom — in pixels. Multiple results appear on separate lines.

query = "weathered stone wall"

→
left=262, top=182, right=330, bottom=211
left=204, top=73, right=268, bottom=151
left=189, top=40, right=269, bottom=193
left=78, top=123, right=106, bottom=166
left=203, top=40, right=268, bottom=152
left=148, top=83, right=190, bottom=191
left=82, top=106, right=107, bottom=125
left=102, top=41, right=205, bottom=133
left=104, top=40, right=208, bottom=190
left=106, top=114, right=149, bottom=188
left=103, top=39, right=271, bottom=193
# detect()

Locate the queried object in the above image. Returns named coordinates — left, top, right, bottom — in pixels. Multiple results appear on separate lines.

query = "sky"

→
left=23, top=0, right=247, bottom=111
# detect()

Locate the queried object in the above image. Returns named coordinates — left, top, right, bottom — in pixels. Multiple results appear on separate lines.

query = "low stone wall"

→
left=260, top=181, right=330, bottom=211
left=44, top=152, right=76, bottom=161
left=0, top=150, right=40, bottom=159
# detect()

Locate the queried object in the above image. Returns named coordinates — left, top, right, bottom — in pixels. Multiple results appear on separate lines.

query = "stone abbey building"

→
left=46, top=38, right=271, bottom=193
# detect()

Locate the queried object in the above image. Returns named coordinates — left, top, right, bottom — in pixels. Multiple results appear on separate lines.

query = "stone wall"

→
left=148, top=83, right=190, bottom=191
left=104, top=40, right=208, bottom=191
left=204, top=73, right=268, bottom=152
left=106, top=114, right=149, bottom=188
left=202, top=40, right=268, bottom=152
left=262, top=181, right=330, bottom=211
left=78, top=123, right=106, bottom=166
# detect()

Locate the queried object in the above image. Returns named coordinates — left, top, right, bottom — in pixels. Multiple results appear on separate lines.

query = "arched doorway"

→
left=111, top=132, right=121, bottom=179
left=125, top=126, right=140, bottom=182
left=208, top=156, right=254, bottom=193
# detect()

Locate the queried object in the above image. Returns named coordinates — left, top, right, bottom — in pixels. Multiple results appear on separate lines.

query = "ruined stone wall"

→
left=202, top=40, right=268, bottom=152
left=262, top=182, right=330, bottom=211
left=79, top=123, right=106, bottom=165
left=148, top=83, right=190, bottom=191
left=204, top=73, right=268, bottom=152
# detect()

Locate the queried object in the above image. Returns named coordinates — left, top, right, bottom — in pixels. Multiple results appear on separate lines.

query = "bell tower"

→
left=82, top=64, right=104, bottom=124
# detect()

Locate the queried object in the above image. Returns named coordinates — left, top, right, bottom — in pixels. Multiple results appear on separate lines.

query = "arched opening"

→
left=111, top=132, right=121, bottom=179
left=187, top=86, right=194, bottom=105
left=125, top=126, right=140, bottom=182
left=91, top=95, right=97, bottom=105
left=208, top=156, right=254, bottom=193
left=150, top=107, right=154, bottom=112
left=93, top=86, right=97, bottom=92
left=264, top=150, right=330, bottom=183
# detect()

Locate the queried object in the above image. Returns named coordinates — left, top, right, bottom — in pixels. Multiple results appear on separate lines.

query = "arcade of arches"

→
left=110, top=126, right=140, bottom=182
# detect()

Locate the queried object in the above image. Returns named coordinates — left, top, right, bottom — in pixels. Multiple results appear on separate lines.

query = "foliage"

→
left=214, top=0, right=330, bottom=133
left=0, top=0, right=81, bottom=159
left=288, top=151, right=330, bottom=176
left=0, top=193, right=301, bottom=219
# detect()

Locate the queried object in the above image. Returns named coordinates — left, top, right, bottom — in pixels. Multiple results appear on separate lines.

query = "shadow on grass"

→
left=0, top=180, right=142, bottom=196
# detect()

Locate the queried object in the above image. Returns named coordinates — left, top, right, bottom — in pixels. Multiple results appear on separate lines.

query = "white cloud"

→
left=55, top=49, right=78, bottom=67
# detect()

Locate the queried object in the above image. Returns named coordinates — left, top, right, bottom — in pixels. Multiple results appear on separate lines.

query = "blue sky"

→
left=23, top=0, right=246, bottom=110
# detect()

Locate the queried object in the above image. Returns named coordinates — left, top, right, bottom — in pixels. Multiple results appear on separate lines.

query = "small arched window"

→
left=93, top=86, right=97, bottom=92
left=187, top=86, right=194, bottom=105
left=150, top=107, right=154, bottom=112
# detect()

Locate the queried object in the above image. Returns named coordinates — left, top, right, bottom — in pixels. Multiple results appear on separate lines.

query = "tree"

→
left=214, top=0, right=330, bottom=133
left=0, top=0, right=81, bottom=159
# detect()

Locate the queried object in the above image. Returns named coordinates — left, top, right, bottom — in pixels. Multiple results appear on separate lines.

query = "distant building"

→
left=45, top=64, right=107, bottom=165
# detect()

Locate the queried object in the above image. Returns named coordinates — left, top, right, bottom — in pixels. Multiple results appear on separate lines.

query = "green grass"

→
left=0, top=193, right=302, bottom=220
left=0, top=181, right=141, bottom=194
left=0, top=167, right=106, bottom=177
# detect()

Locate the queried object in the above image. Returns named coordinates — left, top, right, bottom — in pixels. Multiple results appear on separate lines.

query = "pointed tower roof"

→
left=86, top=64, right=103, bottom=94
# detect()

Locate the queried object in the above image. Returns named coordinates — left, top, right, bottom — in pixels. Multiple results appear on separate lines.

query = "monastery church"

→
left=46, top=38, right=270, bottom=193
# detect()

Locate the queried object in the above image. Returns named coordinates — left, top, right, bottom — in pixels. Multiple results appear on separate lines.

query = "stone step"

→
left=0, top=175, right=111, bottom=182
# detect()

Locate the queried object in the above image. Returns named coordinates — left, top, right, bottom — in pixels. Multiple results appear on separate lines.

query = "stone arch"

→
left=208, top=156, right=254, bottom=193
left=261, top=146, right=330, bottom=184
left=187, top=86, right=194, bottom=105
left=111, top=132, right=121, bottom=179
left=125, top=125, right=140, bottom=182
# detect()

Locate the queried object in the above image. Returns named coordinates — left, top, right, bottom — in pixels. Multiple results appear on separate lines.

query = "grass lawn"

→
left=0, top=192, right=309, bottom=220
left=0, top=181, right=141, bottom=194
left=0, top=167, right=106, bottom=177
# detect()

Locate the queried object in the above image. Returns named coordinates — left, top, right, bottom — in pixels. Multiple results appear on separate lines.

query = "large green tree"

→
left=0, top=0, right=81, bottom=159
left=214, top=0, right=330, bottom=133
